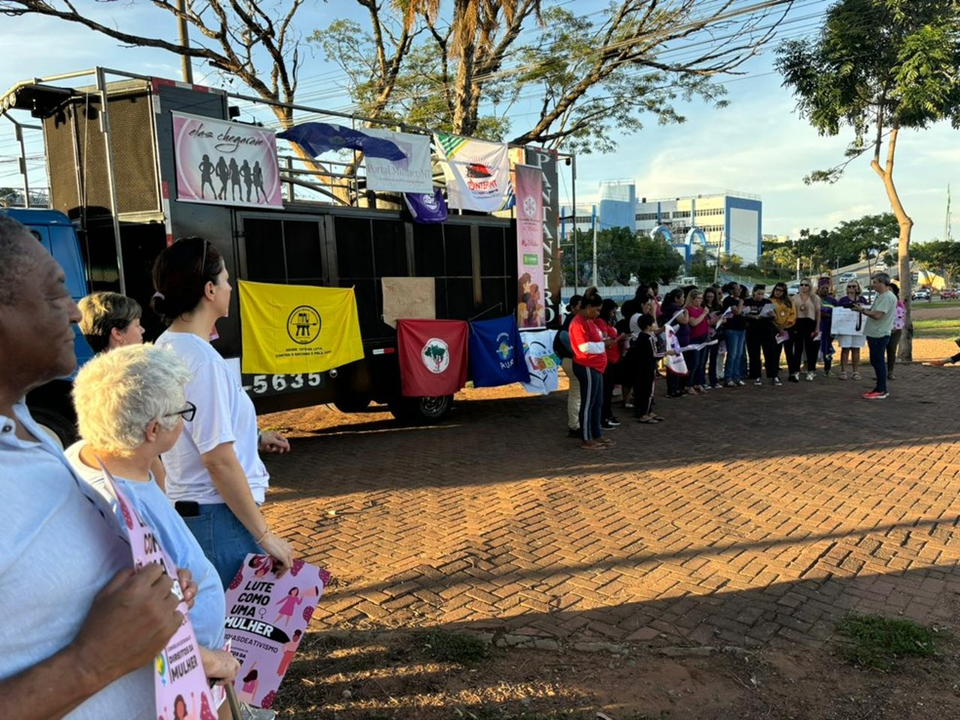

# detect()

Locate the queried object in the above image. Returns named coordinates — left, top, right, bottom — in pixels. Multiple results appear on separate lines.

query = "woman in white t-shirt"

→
left=151, top=237, right=293, bottom=587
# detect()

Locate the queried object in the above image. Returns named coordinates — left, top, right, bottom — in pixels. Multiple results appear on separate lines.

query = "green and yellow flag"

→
left=238, top=280, right=363, bottom=374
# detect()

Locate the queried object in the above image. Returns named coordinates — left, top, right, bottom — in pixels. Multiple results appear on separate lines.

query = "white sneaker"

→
left=806, top=372, right=814, bottom=381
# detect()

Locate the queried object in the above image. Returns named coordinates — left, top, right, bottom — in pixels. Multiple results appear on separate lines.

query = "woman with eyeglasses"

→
left=151, top=237, right=294, bottom=588
left=769, top=282, right=796, bottom=385
left=836, top=280, right=868, bottom=380
left=788, top=278, right=822, bottom=382
left=66, top=344, right=241, bottom=705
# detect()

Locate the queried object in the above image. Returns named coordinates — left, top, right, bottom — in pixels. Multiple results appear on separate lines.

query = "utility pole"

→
left=591, top=205, right=598, bottom=288
left=177, top=0, right=194, bottom=84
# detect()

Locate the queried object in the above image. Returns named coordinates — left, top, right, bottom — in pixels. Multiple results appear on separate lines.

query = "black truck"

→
left=0, top=68, right=562, bottom=441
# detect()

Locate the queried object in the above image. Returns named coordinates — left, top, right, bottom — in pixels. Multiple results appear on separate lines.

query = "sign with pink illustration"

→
left=171, top=111, right=283, bottom=208
left=515, top=164, right=545, bottom=328
left=100, top=466, right=216, bottom=720
left=224, top=554, right=329, bottom=709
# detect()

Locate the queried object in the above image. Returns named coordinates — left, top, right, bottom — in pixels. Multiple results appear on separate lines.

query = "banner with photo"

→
left=434, top=132, right=510, bottom=212
left=364, top=128, right=433, bottom=193
left=171, top=111, right=282, bottom=208
left=468, top=315, right=530, bottom=388
left=238, top=281, right=364, bottom=374
left=523, top=147, right=561, bottom=327
left=519, top=328, right=561, bottom=395
left=515, top=164, right=545, bottom=329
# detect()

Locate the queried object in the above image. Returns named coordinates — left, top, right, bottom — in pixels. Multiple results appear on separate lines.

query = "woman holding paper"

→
left=570, top=289, right=613, bottom=450
left=701, top=287, right=723, bottom=389
left=770, top=283, right=796, bottom=384
left=659, top=288, right=689, bottom=398
left=152, top=237, right=294, bottom=588
left=684, top=289, right=710, bottom=394
left=835, top=280, right=868, bottom=380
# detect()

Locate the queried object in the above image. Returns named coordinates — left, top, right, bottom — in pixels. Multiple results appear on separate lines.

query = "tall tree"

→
left=776, top=0, right=960, bottom=360
left=317, top=0, right=794, bottom=152
left=562, top=227, right=682, bottom=287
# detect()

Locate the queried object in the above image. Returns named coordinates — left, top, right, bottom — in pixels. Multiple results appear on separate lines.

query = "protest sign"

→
left=224, top=555, right=329, bottom=709
left=99, top=465, right=215, bottom=720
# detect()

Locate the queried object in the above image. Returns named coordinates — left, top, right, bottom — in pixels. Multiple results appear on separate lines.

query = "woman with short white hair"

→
left=67, top=344, right=240, bottom=710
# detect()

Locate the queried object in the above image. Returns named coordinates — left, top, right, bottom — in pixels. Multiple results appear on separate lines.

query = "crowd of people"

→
left=0, top=216, right=288, bottom=719
left=555, top=274, right=906, bottom=449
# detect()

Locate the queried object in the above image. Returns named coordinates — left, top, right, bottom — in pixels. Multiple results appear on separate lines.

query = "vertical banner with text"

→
left=515, top=164, right=545, bottom=329
left=172, top=111, right=283, bottom=208
left=523, top=147, right=561, bottom=327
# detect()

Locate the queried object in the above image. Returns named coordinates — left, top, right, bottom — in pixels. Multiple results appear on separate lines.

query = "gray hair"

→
left=78, top=292, right=143, bottom=354
left=872, top=272, right=890, bottom=286
left=73, top=344, right=192, bottom=456
left=0, top=215, right=39, bottom=306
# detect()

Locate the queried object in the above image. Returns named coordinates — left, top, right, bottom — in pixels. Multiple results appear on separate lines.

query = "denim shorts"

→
left=182, top=503, right=263, bottom=589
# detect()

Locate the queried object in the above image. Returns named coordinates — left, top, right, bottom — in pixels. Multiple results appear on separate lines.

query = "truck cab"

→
left=2, top=207, right=94, bottom=446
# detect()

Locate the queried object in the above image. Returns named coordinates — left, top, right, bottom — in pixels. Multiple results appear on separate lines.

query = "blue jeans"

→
left=724, top=330, right=746, bottom=382
left=867, top=335, right=891, bottom=393
left=182, top=503, right=264, bottom=589
left=573, top=362, right=604, bottom=441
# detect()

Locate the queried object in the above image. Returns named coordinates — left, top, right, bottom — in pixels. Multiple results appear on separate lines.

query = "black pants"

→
left=602, top=361, right=618, bottom=421
left=788, top=318, right=819, bottom=374
left=748, top=328, right=780, bottom=379
left=887, top=328, right=902, bottom=374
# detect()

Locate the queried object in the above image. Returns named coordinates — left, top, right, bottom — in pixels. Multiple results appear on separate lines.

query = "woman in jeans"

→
left=683, top=289, right=710, bottom=394
left=701, top=286, right=723, bottom=389
left=152, top=237, right=294, bottom=587
left=570, top=289, right=612, bottom=450
left=887, top=283, right=907, bottom=379
left=788, top=278, right=821, bottom=382
left=721, top=282, right=746, bottom=386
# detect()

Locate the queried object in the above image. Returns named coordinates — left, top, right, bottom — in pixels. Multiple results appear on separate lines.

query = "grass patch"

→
left=835, top=613, right=941, bottom=670
left=420, top=630, right=491, bottom=665
left=912, top=317, right=960, bottom=340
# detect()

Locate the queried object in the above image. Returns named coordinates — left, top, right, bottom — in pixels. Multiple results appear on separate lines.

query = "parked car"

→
left=941, top=288, right=958, bottom=299
left=913, top=289, right=932, bottom=301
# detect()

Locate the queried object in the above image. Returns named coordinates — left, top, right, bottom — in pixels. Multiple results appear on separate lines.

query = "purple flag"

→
left=404, top=189, right=448, bottom=224
left=277, top=123, right=406, bottom=160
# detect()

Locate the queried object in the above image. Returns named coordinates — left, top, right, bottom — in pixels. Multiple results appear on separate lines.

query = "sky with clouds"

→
left=0, top=0, right=955, bottom=243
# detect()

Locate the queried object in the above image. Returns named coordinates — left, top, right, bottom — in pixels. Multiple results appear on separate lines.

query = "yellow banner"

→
left=238, top=280, right=364, bottom=374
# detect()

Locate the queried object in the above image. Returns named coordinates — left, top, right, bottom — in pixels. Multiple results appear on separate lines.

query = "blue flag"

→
left=277, top=123, right=406, bottom=160
left=468, top=315, right=530, bottom=388
left=404, top=189, right=448, bottom=223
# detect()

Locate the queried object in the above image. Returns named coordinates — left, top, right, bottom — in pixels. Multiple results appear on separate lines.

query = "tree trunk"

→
left=870, top=126, right=913, bottom=361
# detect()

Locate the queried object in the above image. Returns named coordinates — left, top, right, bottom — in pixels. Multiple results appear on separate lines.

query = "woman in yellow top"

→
left=788, top=278, right=822, bottom=382
left=769, top=282, right=796, bottom=386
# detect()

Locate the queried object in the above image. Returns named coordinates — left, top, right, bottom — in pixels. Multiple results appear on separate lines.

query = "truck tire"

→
left=30, top=407, right=78, bottom=450
left=333, top=396, right=372, bottom=413
left=387, top=395, right=453, bottom=424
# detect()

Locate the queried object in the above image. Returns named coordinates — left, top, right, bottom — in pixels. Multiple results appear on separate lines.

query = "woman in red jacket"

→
left=570, top=289, right=613, bottom=450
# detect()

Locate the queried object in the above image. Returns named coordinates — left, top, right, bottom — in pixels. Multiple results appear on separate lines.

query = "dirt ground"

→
left=260, top=309, right=960, bottom=720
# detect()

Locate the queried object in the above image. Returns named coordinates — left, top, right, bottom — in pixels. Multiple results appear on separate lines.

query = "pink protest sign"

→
left=224, top=554, right=329, bottom=709
left=100, top=466, right=217, bottom=720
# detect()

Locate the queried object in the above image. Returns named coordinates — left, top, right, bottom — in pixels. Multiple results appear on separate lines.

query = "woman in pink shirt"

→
left=570, top=289, right=613, bottom=450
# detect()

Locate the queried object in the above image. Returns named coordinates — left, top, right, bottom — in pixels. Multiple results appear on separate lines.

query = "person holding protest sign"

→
left=66, top=345, right=242, bottom=709
left=152, top=237, right=294, bottom=588
left=0, top=215, right=187, bottom=719
left=836, top=280, right=868, bottom=380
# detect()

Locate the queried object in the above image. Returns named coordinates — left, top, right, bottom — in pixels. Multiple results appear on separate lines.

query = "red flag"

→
left=397, top=319, right=469, bottom=397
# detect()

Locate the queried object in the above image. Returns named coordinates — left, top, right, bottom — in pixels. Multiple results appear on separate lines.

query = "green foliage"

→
left=912, top=239, right=960, bottom=279
left=799, top=213, right=899, bottom=269
left=776, top=0, right=960, bottom=182
left=562, top=227, right=683, bottom=287
left=835, top=613, right=941, bottom=670
left=419, top=630, right=491, bottom=665
left=313, top=1, right=781, bottom=150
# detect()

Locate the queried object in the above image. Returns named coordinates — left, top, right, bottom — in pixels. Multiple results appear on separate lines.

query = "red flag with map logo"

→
left=397, top=319, right=469, bottom=397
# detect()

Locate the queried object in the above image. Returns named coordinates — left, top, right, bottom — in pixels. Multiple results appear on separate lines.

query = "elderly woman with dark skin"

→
left=152, top=237, right=294, bottom=588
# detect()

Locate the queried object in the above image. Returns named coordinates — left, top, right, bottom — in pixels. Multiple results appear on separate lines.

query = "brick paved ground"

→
left=262, top=359, right=960, bottom=651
